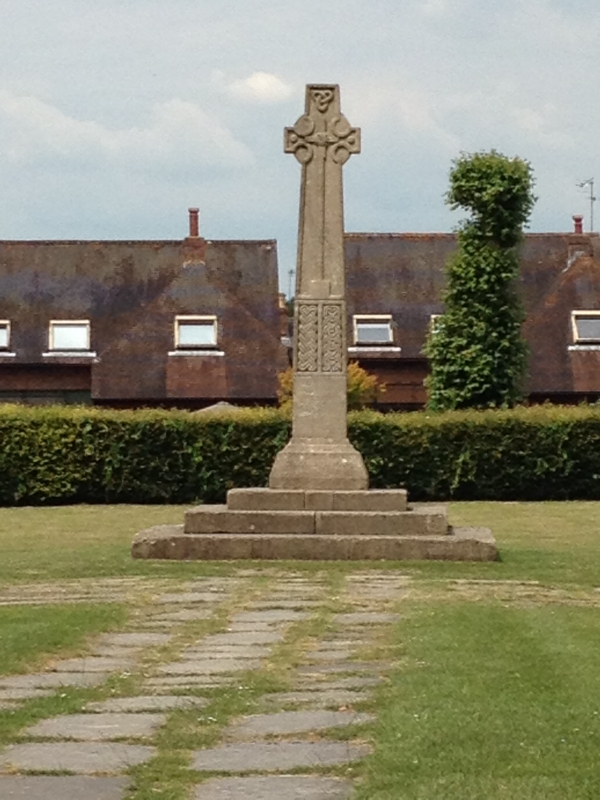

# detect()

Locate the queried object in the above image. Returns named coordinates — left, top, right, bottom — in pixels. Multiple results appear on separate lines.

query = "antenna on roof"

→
left=577, top=179, right=596, bottom=232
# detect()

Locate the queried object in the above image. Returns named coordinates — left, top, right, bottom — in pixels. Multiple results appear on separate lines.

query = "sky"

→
left=1, top=0, right=599, bottom=291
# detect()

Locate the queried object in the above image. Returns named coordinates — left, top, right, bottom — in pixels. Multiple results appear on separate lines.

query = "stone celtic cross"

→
left=269, top=85, right=368, bottom=491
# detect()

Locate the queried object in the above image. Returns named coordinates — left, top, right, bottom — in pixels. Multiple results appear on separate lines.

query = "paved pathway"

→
left=0, top=571, right=407, bottom=799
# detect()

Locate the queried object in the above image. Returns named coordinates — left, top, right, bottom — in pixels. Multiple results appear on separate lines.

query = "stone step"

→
left=132, top=525, right=497, bottom=561
left=227, top=488, right=407, bottom=512
left=184, top=506, right=447, bottom=537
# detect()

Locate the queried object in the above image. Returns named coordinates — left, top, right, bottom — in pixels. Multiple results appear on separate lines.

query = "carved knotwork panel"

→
left=297, top=302, right=319, bottom=372
left=311, top=87, right=335, bottom=113
left=296, top=301, right=345, bottom=374
left=321, top=303, right=344, bottom=373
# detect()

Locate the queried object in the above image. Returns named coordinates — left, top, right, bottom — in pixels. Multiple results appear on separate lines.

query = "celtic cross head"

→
left=284, top=84, right=361, bottom=165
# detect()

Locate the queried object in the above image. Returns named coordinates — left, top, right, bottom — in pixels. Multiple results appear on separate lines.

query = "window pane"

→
left=52, top=324, right=88, bottom=350
left=178, top=322, right=216, bottom=347
left=0, top=326, right=8, bottom=348
left=356, top=323, right=392, bottom=343
left=430, top=315, right=442, bottom=334
left=575, top=316, right=600, bottom=341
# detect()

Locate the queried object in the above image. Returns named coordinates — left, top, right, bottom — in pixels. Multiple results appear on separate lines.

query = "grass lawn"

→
left=1, top=501, right=600, bottom=798
left=2, top=500, right=600, bottom=585
left=0, top=603, right=126, bottom=675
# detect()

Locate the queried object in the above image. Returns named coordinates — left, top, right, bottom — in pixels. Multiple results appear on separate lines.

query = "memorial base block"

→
left=132, top=489, right=498, bottom=562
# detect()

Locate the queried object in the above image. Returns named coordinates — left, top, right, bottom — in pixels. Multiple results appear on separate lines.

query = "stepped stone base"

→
left=131, top=488, right=498, bottom=562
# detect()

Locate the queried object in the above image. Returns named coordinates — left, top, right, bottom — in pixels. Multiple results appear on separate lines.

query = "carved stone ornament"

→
left=297, top=302, right=319, bottom=372
left=311, top=87, right=335, bottom=113
left=321, top=304, right=344, bottom=373
left=284, top=85, right=361, bottom=167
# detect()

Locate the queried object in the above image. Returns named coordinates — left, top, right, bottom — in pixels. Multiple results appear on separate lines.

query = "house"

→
left=344, top=222, right=600, bottom=408
left=0, top=210, right=286, bottom=407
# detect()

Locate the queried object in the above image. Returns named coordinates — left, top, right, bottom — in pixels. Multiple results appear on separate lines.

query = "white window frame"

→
left=174, top=315, right=218, bottom=350
left=48, top=320, right=91, bottom=352
left=571, top=311, right=600, bottom=343
left=353, top=314, right=394, bottom=346
left=430, top=314, right=443, bottom=334
left=0, top=320, right=10, bottom=350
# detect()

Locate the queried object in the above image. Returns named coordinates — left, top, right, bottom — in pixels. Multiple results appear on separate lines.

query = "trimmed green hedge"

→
left=0, top=404, right=600, bottom=505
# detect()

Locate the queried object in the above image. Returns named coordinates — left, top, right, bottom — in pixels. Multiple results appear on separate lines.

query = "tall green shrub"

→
left=425, top=150, right=536, bottom=410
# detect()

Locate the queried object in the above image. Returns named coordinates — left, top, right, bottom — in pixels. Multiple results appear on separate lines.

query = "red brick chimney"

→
left=184, top=207, right=206, bottom=261
left=188, top=207, right=200, bottom=238
left=573, top=214, right=584, bottom=234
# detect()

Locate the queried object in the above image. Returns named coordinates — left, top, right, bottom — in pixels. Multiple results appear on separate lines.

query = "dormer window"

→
left=0, top=321, right=10, bottom=350
left=49, top=320, right=90, bottom=351
left=353, top=315, right=393, bottom=345
left=175, top=316, right=218, bottom=349
left=572, top=311, right=600, bottom=343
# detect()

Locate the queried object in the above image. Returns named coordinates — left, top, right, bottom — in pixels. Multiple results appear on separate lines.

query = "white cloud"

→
left=226, top=72, right=294, bottom=104
left=0, top=91, right=254, bottom=170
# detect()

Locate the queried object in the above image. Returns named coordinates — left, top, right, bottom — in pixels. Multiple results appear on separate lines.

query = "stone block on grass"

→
left=225, top=709, right=375, bottom=739
left=0, top=742, right=155, bottom=773
left=0, top=776, right=129, bottom=800
left=86, top=696, right=209, bottom=713
left=194, top=775, right=352, bottom=799
left=191, top=740, right=371, bottom=772
left=25, top=712, right=166, bottom=741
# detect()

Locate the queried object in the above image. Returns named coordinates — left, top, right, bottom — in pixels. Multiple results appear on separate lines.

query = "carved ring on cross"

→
left=285, top=114, right=360, bottom=165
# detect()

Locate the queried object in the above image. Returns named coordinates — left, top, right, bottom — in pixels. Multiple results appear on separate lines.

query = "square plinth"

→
left=132, top=524, right=498, bottom=561
left=184, top=504, right=446, bottom=537
left=226, top=488, right=407, bottom=512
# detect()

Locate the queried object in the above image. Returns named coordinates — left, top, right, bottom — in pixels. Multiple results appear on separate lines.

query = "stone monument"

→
left=269, top=84, right=367, bottom=491
left=132, top=84, right=497, bottom=562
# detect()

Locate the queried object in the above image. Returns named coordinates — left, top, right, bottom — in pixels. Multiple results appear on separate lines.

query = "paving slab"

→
left=250, top=600, right=322, bottom=609
left=48, top=657, right=136, bottom=673
left=297, top=662, right=386, bottom=675
left=191, top=740, right=371, bottom=772
left=203, top=631, right=284, bottom=645
left=225, top=622, right=281, bottom=632
left=0, top=776, right=129, bottom=799
left=231, top=610, right=310, bottom=623
left=333, top=612, right=400, bottom=625
left=0, top=700, right=18, bottom=710
left=86, top=696, right=209, bottom=712
left=153, top=609, right=213, bottom=622
left=294, top=676, right=383, bottom=690
left=194, top=775, right=352, bottom=799
left=144, top=676, right=232, bottom=690
left=0, top=672, right=109, bottom=689
left=314, top=640, right=362, bottom=648
left=260, top=690, right=370, bottom=708
left=98, top=632, right=172, bottom=647
left=0, top=742, right=155, bottom=773
left=136, top=621, right=174, bottom=629
left=159, top=593, right=224, bottom=604
left=181, top=645, right=272, bottom=659
left=226, top=709, right=375, bottom=739
left=25, top=712, right=166, bottom=740
left=320, top=631, right=374, bottom=642
left=158, top=659, right=262, bottom=675
left=0, top=687, right=54, bottom=701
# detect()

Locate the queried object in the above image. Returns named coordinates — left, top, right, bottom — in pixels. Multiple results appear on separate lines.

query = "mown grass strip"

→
left=0, top=602, right=127, bottom=676
left=356, top=600, right=600, bottom=799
